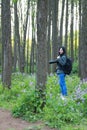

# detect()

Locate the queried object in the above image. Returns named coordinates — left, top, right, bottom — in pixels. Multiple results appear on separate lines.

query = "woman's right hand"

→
left=57, top=56, right=60, bottom=59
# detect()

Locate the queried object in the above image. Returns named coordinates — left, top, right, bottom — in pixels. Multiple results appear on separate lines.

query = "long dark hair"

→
left=58, top=46, right=66, bottom=56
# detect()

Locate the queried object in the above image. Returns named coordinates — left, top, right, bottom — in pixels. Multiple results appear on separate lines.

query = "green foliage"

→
left=82, top=94, right=87, bottom=117
left=11, top=73, right=43, bottom=122
left=72, top=60, right=79, bottom=74
left=0, top=73, right=87, bottom=129
left=12, top=90, right=36, bottom=119
left=66, top=75, right=80, bottom=94
left=12, top=0, right=18, bottom=3
left=43, top=74, right=83, bottom=128
left=12, top=88, right=44, bottom=122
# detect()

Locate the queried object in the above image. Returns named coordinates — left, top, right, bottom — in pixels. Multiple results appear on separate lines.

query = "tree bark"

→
left=14, top=1, right=22, bottom=72
left=1, top=0, right=12, bottom=88
left=80, top=0, right=87, bottom=79
left=78, top=0, right=82, bottom=76
left=36, top=0, right=48, bottom=108
left=47, top=0, right=52, bottom=74
left=51, top=0, right=58, bottom=72
left=20, top=0, right=30, bottom=73
left=59, top=0, right=65, bottom=45
left=65, top=0, right=69, bottom=54
left=70, top=0, right=74, bottom=60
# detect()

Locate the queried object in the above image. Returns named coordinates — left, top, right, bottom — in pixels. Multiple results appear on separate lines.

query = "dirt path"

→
left=0, top=108, right=56, bottom=130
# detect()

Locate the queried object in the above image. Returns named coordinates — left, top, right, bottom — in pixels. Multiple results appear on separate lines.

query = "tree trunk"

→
left=74, top=1, right=78, bottom=59
left=65, top=0, right=69, bottom=54
left=51, top=0, right=58, bottom=72
left=14, top=2, right=18, bottom=72
left=59, top=0, right=65, bottom=45
left=30, top=3, right=36, bottom=73
left=78, top=0, right=82, bottom=76
left=1, top=0, right=12, bottom=88
left=70, top=0, right=74, bottom=60
left=20, top=0, right=30, bottom=73
left=80, top=0, right=87, bottom=79
left=14, top=1, right=21, bottom=72
left=47, top=0, right=52, bottom=74
left=36, top=0, right=48, bottom=109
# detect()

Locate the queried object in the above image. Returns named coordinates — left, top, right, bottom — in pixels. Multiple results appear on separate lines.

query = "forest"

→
left=0, top=0, right=87, bottom=129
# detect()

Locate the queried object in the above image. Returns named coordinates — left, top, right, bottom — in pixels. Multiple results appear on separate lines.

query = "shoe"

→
left=60, top=94, right=65, bottom=100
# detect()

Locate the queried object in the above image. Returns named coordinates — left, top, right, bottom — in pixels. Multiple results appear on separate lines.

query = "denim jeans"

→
left=57, top=73, right=67, bottom=96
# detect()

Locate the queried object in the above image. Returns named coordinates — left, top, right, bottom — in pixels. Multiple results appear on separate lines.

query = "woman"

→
left=49, top=46, right=67, bottom=99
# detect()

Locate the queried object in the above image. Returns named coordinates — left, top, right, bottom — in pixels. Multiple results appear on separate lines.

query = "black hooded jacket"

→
left=49, top=54, right=67, bottom=74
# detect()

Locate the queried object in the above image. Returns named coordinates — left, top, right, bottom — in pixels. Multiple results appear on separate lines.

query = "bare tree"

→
left=14, top=1, right=21, bottom=72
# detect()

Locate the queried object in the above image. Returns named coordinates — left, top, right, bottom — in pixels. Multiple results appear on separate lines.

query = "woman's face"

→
left=59, top=48, right=63, bottom=54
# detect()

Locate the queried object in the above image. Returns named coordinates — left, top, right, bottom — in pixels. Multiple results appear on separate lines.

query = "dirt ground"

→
left=0, top=108, right=56, bottom=130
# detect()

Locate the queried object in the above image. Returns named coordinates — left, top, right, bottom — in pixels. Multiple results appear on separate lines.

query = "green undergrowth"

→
left=0, top=73, right=87, bottom=129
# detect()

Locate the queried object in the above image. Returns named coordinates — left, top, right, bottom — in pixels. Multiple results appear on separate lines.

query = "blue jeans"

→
left=57, top=73, right=67, bottom=96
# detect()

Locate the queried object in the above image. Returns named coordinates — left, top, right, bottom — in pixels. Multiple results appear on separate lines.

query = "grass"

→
left=0, top=73, right=87, bottom=130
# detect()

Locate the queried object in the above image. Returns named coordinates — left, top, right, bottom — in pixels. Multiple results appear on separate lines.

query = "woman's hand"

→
left=57, top=56, right=60, bottom=59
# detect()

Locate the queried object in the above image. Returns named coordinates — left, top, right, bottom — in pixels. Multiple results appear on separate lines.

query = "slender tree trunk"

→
left=1, top=0, right=12, bottom=88
left=59, top=0, right=65, bottom=45
left=20, top=0, right=30, bottom=73
left=51, top=0, right=58, bottom=72
left=14, top=1, right=21, bottom=72
left=30, top=37, right=35, bottom=73
left=14, top=2, right=18, bottom=72
left=26, top=40, right=29, bottom=73
left=74, top=1, right=78, bottom=59
left=70, top=0, right=74, bottom=60
left=65, top=0, right=69, bottom=54
left=47, top=0, right=52, bottom=74
left=26, top=24, right=30, bottom=73
left=30, top=3, right=36, bottom=73
left=80, top=0, right=87, bottom=79
left=78, top=0, right=82, bottom=76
